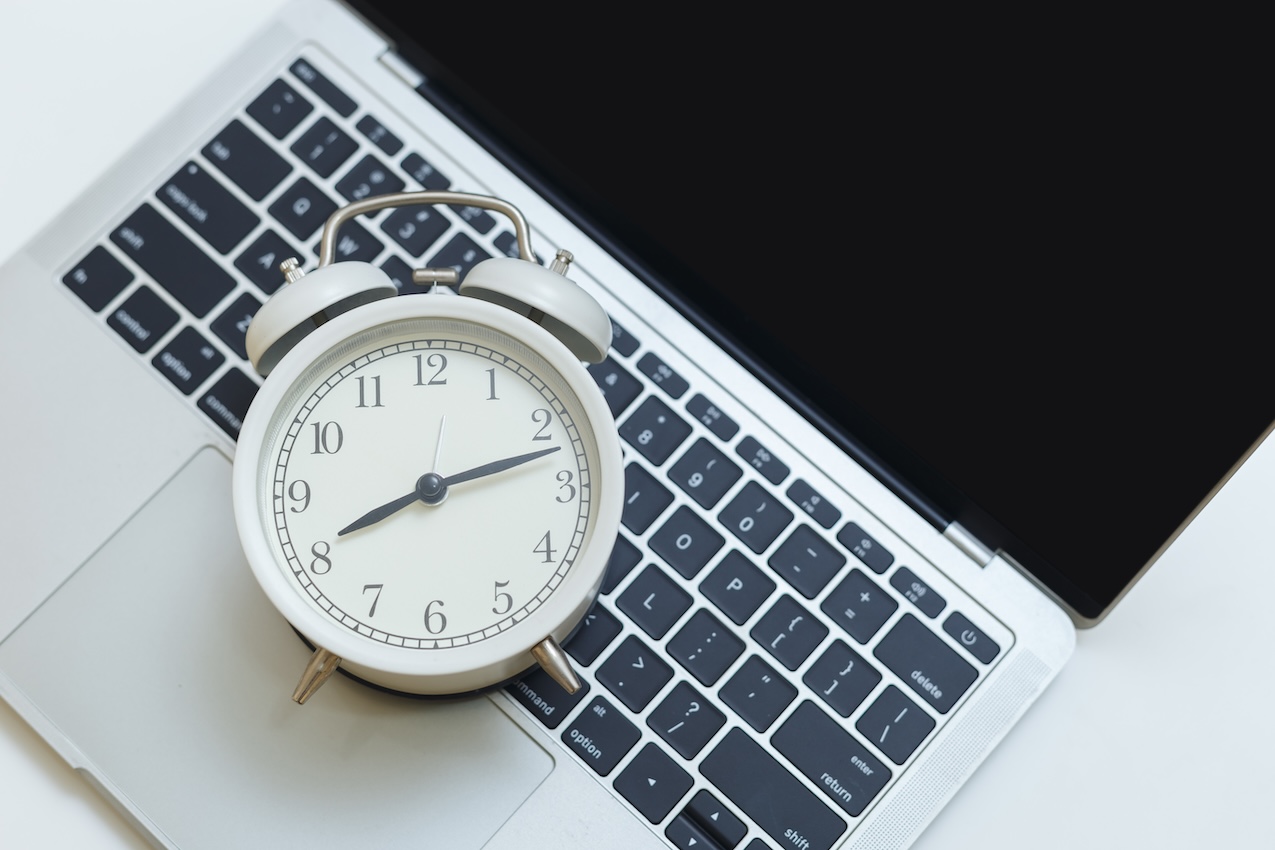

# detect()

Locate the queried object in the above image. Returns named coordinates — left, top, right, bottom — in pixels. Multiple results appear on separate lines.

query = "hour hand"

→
left=337, top=491, right=418, bottom=536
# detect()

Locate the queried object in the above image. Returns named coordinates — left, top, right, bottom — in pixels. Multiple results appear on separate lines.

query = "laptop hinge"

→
left=377, top=50, right=424, bottom=89
left=943, top=521, right=995, bottom=567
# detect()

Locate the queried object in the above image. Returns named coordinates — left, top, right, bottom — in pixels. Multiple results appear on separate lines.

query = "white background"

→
left=2, top=2, right=1274, bottom=848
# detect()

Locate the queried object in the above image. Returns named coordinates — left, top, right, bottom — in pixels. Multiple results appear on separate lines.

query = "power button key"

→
left=943, top=611, right=1001, bottom=664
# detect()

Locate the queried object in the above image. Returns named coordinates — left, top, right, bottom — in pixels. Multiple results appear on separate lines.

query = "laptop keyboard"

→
left=59, top=49, right=1012, bottom=850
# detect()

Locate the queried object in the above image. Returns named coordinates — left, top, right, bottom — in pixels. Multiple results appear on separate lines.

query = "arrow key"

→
left=665, top=814, right=724, bottom=850
left=684, top=789, right=747, bottom=848
left=614, top=743, right=693, bottom=823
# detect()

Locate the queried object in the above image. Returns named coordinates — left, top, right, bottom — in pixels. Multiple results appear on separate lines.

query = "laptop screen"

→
left=352, top=5, right=1275, bottom=622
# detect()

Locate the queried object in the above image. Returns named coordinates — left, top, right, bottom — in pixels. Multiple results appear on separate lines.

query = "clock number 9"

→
left=288, top=479, right=311, bottom=512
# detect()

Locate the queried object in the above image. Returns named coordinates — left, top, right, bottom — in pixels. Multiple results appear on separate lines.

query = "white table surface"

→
left=3, top=3, right=1274, bottom=848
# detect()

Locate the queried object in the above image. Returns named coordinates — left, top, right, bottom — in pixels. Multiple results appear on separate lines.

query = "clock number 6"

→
left=424, top=599, right=447, bottom=634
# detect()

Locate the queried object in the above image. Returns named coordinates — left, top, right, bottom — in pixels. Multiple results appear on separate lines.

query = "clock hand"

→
left=440, top=445, right=560, bottom=487
left=337, top=445, right=561, bottom=536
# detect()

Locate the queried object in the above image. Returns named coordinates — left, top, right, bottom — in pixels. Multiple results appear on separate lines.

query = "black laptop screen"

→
left=354, top=6, right=1275, bottom=622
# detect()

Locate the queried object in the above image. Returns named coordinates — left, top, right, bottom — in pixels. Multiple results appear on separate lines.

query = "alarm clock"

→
left=231, top=191, right=624, bottom=703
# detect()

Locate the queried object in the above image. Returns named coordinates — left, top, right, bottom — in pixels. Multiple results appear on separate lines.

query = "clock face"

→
left=255, top=314, right=603, bottom=654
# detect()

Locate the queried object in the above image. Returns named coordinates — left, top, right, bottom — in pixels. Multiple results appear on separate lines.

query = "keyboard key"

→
left=718, top=655, right=795, bottom=732
left=402, top=152, right=451, bottom=190
left=636, top=351, right=689, bottom=398
left=769, top=524, right=846, bottom=598
left=595, top=635, right=673, bottom=711
left=685, top=393, right=739, bottom=440
left=668, top=609, right=743, bottom=686
left=751, top=595, right=828, bottom=671
left=381, top=205, right=450, bottom=257
left=773, top=701, right=890, bottom=818
left=564, top=604, right=622, bottom=666
left=561, top=696, right=639, bottom=776
left=608, top=318, right=640, bottom=357
left=856, top=685, right=934, bottom=765
left=890, top=566, right=946, bottom=618
left=588, top=357, right=643, bottom=418
left=198, top=367, right=259, bottom=439
left=620, top=395, right=693, bottom=465
left=600, top=534, right=642, bottom=594
left=62, top=245, right=132, bottom=311
left=492, top=230, right=521, bottom=259
left=942, top=611, right=1001, bottom=664
left=152, top=326, right=225, bottom=395
left=668, top=438, right=742, bottom=509
left=787, top=478, right=842, bottom=529
left=837, top=521, right=894, bottom=574
left=821, top=570, right=897, bottom=644
left=246, top=78, right=313, bottom=139
left=269, top=177, right=339, bottom=240
left=506, top=665, right=590, bottom=729
left=379, top=255, right=416, bottom=293
left=356, top=113, right=403, bottom=155
left=719, top=481, right=793, bottom=554
left=615, top=743, right=693, bottom=824
left=107, top=285, right=177, bottom=353
left=683, top=789, right=748, bottom=849
left=803, top=640, right=881, bottom=718
left=111, top=204, right=235, bottom=317
left=874, top=613, right=977, bottom=714
left=310, top=217, right=383, bottom=264
left=428, top=231, right=490, bottom=280
left=235, top=229, right=301, bottom=295
left=210, top=291, right=262, bottom=360
left=648, top=681, right=725, bottom=758
left=664, top=815, right=719, bottom=850
left=157, top=161, right=259, bottom=255
left=621, top=463, right=673, bottom=534
left=700, top=550, right=775, bottom=626
left=289, top=57, right=356, bottom=117
left=335, top=153, right=406, bottom=202
left=291, top=116, right=358, bottom=178
left=448, top=202, right=496, bottom=234
left=649, top=505, right=725, bottom=579
left=735, top=435, right=788, bottom=485
left=617, top=564, right=692, bottom=639
left=202, top=119, right=291, bottom=201
left=700, top=728, right=846, bottom=850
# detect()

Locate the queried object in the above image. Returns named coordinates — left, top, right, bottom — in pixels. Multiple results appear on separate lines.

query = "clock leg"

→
left=530, top=636, right=581, bottom=695
left=292, top=646, right=342, bottom=704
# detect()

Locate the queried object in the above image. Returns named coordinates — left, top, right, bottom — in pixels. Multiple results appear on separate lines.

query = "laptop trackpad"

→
left=0, top=448, right=551, bottom=848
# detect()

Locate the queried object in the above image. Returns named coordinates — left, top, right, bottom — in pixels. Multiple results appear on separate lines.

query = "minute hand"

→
left=442, top=446, right=561, bottom=486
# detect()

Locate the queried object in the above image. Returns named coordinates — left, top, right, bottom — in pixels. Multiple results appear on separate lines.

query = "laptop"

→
left=1, top=1, right=1272, bottom=848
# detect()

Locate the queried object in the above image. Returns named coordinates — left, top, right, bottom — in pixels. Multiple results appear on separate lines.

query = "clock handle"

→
left=292, top=646, right=342, bottom=704
left=530, top=636, right=582, bottom=695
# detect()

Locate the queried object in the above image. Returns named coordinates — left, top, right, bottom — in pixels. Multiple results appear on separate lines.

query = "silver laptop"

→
left=2, top=2, right=1271, bottom=849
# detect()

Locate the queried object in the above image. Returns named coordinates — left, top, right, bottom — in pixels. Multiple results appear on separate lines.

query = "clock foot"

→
left=530, top=636, right=582, bottom=695
left=292, top=646, right=342, bottom=704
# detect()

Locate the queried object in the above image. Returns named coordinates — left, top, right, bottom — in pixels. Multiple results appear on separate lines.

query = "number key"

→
left=620, top=396, right=693, bottom=465
left=668, top=438, right=742, bottom=509
left=719, top=481, right=793, bottom=553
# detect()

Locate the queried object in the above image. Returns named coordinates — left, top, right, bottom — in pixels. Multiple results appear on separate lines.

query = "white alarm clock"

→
left=232, top=191, right=623, bottom=703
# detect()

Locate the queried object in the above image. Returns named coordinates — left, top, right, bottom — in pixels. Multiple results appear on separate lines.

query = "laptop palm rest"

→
left=0, top=447, right=551, bottom=848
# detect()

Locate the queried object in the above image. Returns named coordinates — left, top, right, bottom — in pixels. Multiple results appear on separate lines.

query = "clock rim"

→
left=232, top=293, right=624, bottom=695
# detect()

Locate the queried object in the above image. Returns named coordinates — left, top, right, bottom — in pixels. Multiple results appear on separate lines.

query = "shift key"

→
left=700, top=728, right=845, bottom=850
left=111, top=203, right=235, bottom=318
